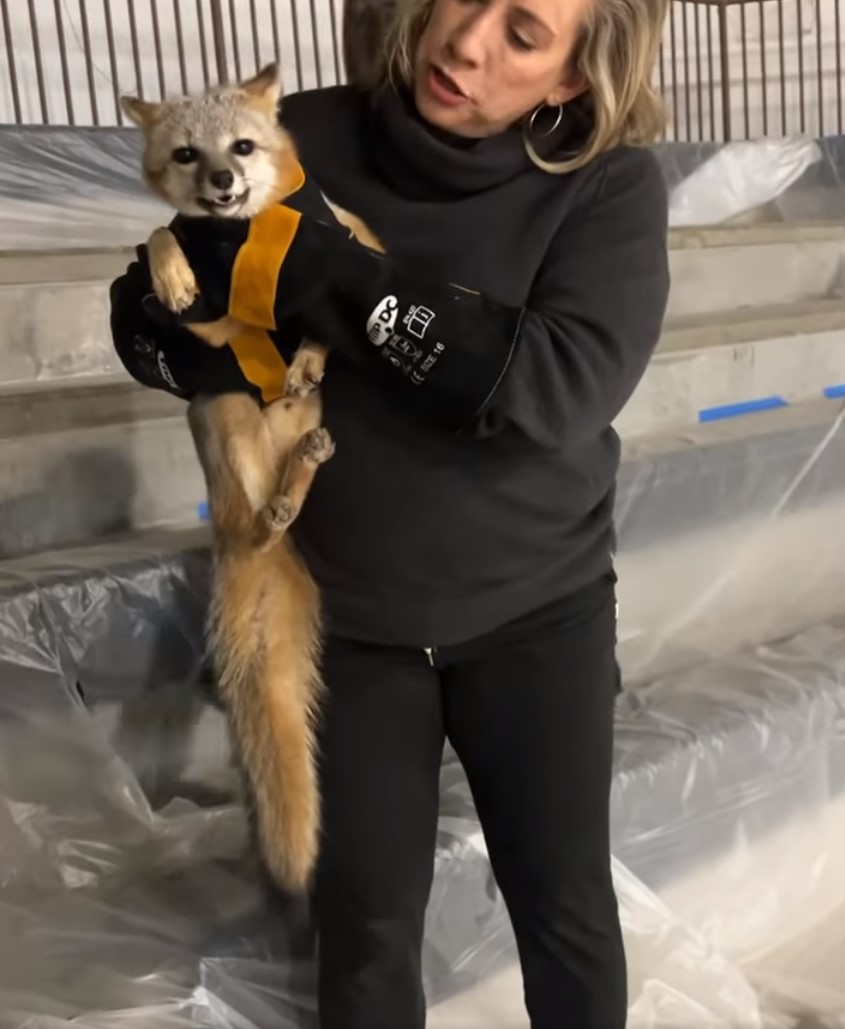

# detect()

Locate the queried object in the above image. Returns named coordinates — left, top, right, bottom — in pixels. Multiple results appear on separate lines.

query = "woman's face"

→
left=413, top=0, right=590, bottom=138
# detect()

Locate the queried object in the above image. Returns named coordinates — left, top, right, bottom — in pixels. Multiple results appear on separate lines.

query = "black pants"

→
left=314, top=575, right=625, bottom=1029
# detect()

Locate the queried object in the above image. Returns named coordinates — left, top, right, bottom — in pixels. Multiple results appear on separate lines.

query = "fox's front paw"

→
left=284, top=348, right=326, bottom=398
left=152, top=253, right=199, bottom=313
left=300, top=428, right=335, bottom=466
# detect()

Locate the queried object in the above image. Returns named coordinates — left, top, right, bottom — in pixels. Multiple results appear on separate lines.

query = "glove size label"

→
left=366, top=295, right=444, bottom=385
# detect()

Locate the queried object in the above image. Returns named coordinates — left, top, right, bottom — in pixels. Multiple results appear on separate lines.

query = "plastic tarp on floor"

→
left=1, top=403, right=844, bottom=1028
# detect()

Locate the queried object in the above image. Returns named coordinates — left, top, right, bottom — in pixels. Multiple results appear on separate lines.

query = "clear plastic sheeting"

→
left=0, top=127, right=168, bottom=250
left=615, top=401, right=845, bottom=684
left=666, top=137, right=824, bottom=226
left=656, top=134, right=845, bottom=225
left=2, top=127, right=845, bottom=247
left=0, top=526, right=844, bottom=1026
left=2, top=119, right=845, bottom=1027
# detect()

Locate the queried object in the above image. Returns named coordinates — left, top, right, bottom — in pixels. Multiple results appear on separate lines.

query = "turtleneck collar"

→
left=367, top=86, right=592, bottom=202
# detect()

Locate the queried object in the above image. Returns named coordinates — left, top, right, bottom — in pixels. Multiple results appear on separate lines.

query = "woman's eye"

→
left=232, top=139, right=256, bottom=156
left=508, top=29, right=536, bottom=51
left=172, top=146, right=199, bottom=164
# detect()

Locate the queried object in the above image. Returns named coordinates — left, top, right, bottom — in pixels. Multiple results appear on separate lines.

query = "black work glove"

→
left=148, top=193, right=525, bottom=433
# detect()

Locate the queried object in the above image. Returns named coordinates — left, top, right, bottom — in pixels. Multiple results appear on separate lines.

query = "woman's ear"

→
left=547, top=68, right=588, bottom=107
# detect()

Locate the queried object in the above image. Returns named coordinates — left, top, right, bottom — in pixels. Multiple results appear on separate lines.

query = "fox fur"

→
left=121, top=65, right=382, bottom=892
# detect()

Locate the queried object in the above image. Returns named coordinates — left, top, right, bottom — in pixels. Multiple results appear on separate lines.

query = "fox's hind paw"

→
left=263, top=495, right=296, bottom=529
left=255, top=494, right=297, bottom=551
left=300, top=428, right=335, bottom=466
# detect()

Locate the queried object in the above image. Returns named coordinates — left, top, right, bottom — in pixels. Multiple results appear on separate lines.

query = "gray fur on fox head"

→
left=121, top=64, right=300, bottom=220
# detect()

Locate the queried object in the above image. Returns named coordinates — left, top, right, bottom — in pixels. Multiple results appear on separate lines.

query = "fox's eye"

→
left=232, top=139, right=255, bottom=156
left=172, top=146, right=199, bottom=165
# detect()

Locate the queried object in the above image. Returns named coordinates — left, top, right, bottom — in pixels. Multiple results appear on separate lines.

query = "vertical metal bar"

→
left=195, top=0, right=211, bottom=87
left=694, top=2, right=703, bottom=140
left=669, top=1, right=679, bottom=140
left=248, top=0, right=260, bottom=70
left=269, top=0, right=283, bottom=68
left=126, top=0, right=145, bottom=100
left=815, top=0, right=824, bottom=136
left=173, top=0, right=190, bottom=93
left=26, top=0, right=49, bottom=123
left=52, top=0, right=75, bottom=124
left=718, top=3, right=731, bottom=141
left=256, top=0, right=266, bottom=70
left=150, top=0, right=168, bottom=98
left=228, top=0, right=243, bottom=80
left=309, top=0, right=324, bottom=88
left=740, top=1, right=749, bottom=138
left=797, top=0, right=806, bottom=134
left=681, top=0, right=691, bottom=140
left=706, top=3, right=715, bottom=140
left=286, top=0, right=305, bottom=89
left=0, top=0, right=22, bottom=123
left=758, top=0, right=768, bottom=136
left=209, top=0, right=229, bottom=84
left=778, top=0, right=787, bottom=135
left=77, top=0, right=100, bottom=122
left=328, top=0, right=341, bottom=83
left=837, top=0, right=843, bottom=134
left=101, top=0, right=123, bottom=122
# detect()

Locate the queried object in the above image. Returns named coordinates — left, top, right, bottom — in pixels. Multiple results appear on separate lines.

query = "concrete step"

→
left=2, top=220, right=844, bottom=388
left=0, top=379, right=203, bottom=559
left=0, top=250, right=128, bottom=386
left=666, top=220, right=845, bottom=320
left=617, top=297, right=845, bottom=436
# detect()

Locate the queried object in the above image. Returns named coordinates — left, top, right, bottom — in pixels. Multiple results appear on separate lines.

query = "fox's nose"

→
left=210, top=169, right=234, bottom=191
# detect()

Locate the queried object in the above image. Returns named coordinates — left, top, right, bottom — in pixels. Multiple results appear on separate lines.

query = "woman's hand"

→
left=109, top=246, right=270, bottom=402
left=147, top=199, right=525, bottom=434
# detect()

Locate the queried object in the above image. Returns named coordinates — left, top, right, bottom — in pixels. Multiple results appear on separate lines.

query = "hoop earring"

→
left=528, top=102, right=564, bottom=138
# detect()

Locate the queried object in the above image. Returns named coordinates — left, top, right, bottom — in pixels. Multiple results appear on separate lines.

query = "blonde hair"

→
left=381, top=0, right=668, bottom=173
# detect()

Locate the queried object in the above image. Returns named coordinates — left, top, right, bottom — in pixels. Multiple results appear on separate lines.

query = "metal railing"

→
left=659, top=0, right=844, bottom=141
left=0, top=0, right=843, bottom=141
left=0, top=0, right=344, bottom=126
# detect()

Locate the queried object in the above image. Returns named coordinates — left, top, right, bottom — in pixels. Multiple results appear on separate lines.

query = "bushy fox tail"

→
left=210, top=563, right=323, bottom=892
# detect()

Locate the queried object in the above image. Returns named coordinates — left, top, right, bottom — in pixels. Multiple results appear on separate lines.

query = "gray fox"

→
left=121, top=64, right=382, bottom=892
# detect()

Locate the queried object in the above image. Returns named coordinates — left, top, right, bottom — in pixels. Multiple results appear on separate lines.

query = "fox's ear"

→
left=121, top=95, right=162, bottom=128
left=239, top=63, right=283, bottom=110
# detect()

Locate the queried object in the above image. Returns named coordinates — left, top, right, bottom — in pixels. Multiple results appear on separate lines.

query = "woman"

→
left=111, top=0, right=670, bottom=1024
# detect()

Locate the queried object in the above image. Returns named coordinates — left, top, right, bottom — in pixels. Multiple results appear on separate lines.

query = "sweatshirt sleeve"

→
left=281, top=149, right=668, bottom=440
left=476, top=148, right=670, bottom=447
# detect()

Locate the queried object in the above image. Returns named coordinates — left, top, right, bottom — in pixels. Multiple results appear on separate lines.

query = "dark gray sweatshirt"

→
left=277, top=86, right=670, bottom=648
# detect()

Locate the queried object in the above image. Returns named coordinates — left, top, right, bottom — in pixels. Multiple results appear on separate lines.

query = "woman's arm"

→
left=110, top=150, right=669, bottom=442
left=478, top=149, right=670, bottom=447
left=219, top=148, right=669, bottom=441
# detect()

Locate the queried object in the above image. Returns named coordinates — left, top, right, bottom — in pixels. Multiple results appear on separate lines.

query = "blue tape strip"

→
left=197, top=500, right=210, bottom=521
left=823, top=384, right=845, bottom=399
left=698, top=396, right=788, bottom=423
